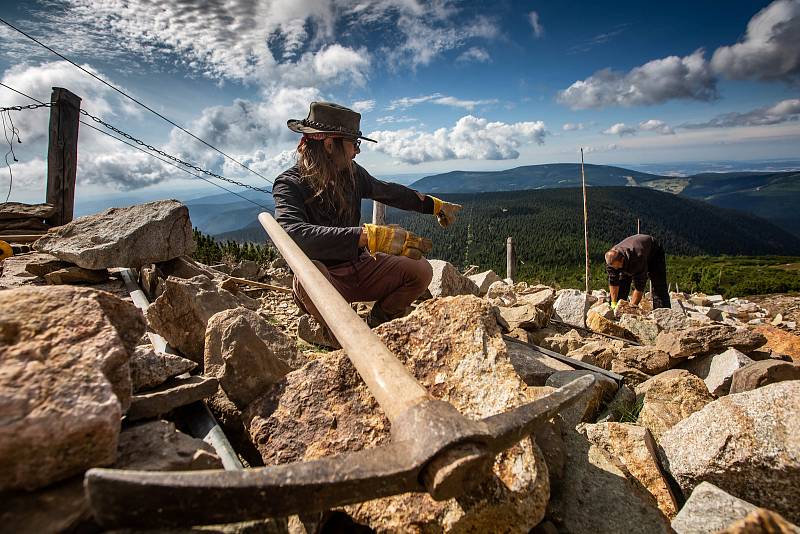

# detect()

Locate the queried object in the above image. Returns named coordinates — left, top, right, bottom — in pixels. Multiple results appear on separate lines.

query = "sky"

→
left=0, top=0, right=799, bottom=206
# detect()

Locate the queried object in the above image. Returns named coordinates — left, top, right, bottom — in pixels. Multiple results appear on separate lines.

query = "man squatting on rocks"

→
left=273, top=102, right=462, bottom=331
left=605, top=233, right=671, bottom=310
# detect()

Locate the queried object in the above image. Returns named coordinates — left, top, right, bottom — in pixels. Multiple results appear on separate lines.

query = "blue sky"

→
left=0, top=0, right=798, bottom=205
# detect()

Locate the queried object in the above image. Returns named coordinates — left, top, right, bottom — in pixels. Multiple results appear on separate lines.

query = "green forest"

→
left=192, top=229, right=276, bottom=266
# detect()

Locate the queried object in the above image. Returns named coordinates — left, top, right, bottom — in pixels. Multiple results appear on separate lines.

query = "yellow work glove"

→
left=610, top=301, right=618, bottom=310
left=429, top=196, right=462, bottom=227
left=363, top=224, right=433, bottom=260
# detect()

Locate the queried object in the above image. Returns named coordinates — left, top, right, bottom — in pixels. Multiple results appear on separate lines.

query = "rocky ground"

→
left=1, top=199, right=799, bottom=533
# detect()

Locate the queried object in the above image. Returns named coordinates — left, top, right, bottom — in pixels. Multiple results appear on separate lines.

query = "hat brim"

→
left=287, top=119, right=377, bottom=143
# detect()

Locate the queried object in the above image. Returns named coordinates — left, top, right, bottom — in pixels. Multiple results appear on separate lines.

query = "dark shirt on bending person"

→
left=606, top=234, right=656, bottom=292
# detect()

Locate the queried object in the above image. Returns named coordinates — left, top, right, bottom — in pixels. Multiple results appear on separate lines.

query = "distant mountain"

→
left=408, top=163, right=666, bottom=193
left=185, top=188, right=274, bottom=236
left=408, top=164, right=800, bottom=237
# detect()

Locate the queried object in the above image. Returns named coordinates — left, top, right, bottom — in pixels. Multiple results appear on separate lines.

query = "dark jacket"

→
left=273, top=163, right=432, bottom=265
left=606, top=234, right=658, bottom=291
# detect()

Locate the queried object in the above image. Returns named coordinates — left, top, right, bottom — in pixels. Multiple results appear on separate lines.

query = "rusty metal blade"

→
left=85, top=441, right=420, bottom=529
left=483, top=375, right=595, bottom=453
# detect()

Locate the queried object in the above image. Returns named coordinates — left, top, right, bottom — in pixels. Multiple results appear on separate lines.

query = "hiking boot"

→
left=297, top=315, right=340, bottom=350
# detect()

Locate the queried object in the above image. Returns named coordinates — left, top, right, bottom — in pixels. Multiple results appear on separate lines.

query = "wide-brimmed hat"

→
left=287, top=101, right=377, bottom=143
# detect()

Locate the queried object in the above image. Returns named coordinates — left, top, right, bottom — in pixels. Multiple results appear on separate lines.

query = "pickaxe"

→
left=84, top=212, right=594, bottom=528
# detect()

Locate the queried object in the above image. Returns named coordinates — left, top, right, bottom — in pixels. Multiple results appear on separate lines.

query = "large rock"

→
left=426, top=259, right=479, bottom=297
left=33, top=200, right=194, bottom=269
left=637, top=369, right=713, bottom=441
left=656, top=325, right=767, bottom=359
left=468, top=269, right=501, bottom=295
left=130, top=344, right=196, bottom=392
left=671, top=481, right=797, bottom=534
left=729, top=359, right=800, bottom=394
left=541, top=329, right=586, bottom=355
left=296, top=314, right=341, bottom=349
left=614, top=346, right=673, bottom=375
left=43, top=266, right=109, bottom=285
left=0, top=201, right=56, bottom=219
left=582, top=422, right=679, bottom=518
left=680, top=348, right=754, bottom=396
left=127, top=375, right=219, bottom=421
left=0, top=286, right=144, bottom=490
left=659, top=381, right=800, bottom=523
left=486, top=280, right=517, bottom=306
left=754, top=324, right=800, bottom=363
left=204, top=308, right=300, bottom=408
left=553, top=289, right=597, bottom=328
left=650, top=307, right=691, bottom=331
left=246, top=296, right=551, bottom=532
left=587, top=311, right=635, bottom=340
left=547, top=427, right=672, bottom=533
left=716, top=508, right=800, bottom=533
left=0, top=252, right=49, bottom=288
left=21, top=253, right=70, bottom=277
left=566, top=339, right=623, bottom=369
left=145, top=275, right=246, bottom=362
left=619, top=314, right=661, bottom=345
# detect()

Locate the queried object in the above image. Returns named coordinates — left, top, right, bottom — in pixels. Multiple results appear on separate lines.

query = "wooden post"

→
left=372, top=201, right=386, bottom=225
left=46, top=87, right=81, bottom=226
left=506, top=237, right=517, bottom=282
left=580, top=149, right=589, bottom=295
left=637, top=218, right=640, bottom=234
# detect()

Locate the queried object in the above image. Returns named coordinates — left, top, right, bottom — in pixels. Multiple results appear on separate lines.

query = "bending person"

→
left=272, top=101, right=461, bottom=336
left=604, top=233, right=671, bottom=309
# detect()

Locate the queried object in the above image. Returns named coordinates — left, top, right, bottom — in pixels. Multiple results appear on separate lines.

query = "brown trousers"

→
left=293, top=252, right=433, bottom=326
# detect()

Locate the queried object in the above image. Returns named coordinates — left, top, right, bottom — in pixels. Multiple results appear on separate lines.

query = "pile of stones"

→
left=2, top=200, right=799, bottom=533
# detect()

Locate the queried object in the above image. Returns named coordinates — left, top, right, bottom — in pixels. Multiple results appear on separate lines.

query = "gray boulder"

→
left=659, top=381, right=800, bottom=523
left=655, top=325, right=766, bottom=359
left=637, top=369, right=713, bottom=442
left=34, top=200, right=194, bottom=269
left=729, top=359, right=800, bottom=394
left=650, top=307, right=690, bottom=331
left=680, top=348, right=753, bottom=397
left=505, top=337, right=574, bottom=386
left=127, top=375, right=219, bottom=421
left=546, top=370, right=617, bottom=427
left=619, top=314, right=661, bottom=345
left=468, top=269, right=502, bottom=295
left=426, top=259, right=479, bottom=297
left=553, top=289, right=597, bottom=328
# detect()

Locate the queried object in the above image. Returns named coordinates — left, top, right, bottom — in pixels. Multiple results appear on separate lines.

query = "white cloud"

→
left=682, top=98, right=800, bottom=129
left=351, top=100, right=376, bottom=113
left=557, top=49, right=717, bottom=109
left=367, top=115, right=547, bottom=164
left=602, top=123, right=637, bottom=136
left=583, top=143, right=619, bottom=154
left=387, top=93, right=498, bottom=111
left=457, top=47, right=491, bottom=63
left=529, top=11, right=544, bottom=38
left=562, top=122, right=586, bottom=131
left=639, top=119, right=675, bottom=135
left=376, top=115, right=419, bottom=124
left=711, top=0, right=800, bottom=81
left=310, top=44, right=370, bottom=86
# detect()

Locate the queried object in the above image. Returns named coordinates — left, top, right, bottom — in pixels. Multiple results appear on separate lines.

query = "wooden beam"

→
left=506, top=236, right=516, bottom=282
left=46, top=87, right=81, bottom=227
left=372, top=200, right=386, bottom=225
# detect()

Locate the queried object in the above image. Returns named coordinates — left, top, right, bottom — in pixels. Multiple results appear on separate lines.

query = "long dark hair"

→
left=297, top=137, right=356, bottom=218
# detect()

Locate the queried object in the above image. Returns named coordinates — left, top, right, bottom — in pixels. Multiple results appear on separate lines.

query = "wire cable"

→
left=0, top=16, right=274, bottom=185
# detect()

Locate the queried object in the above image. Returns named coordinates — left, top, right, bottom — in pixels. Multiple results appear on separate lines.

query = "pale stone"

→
left=204, top=308, right=299, bottom=408
left=468, top=269, right=502, bottom=295
left=553, top=289, right=597, bottom=328
left=516, top=288, right=555, bottom=320
left=680, top=348, right=753, bottom=396
left=614, top=346, right=673, bottom=375
left=546, top=370, right=617, bottom=427
left=547, top=427, right=672, bottom=533
left=504, top=336, right=574, bottom=386
left=659, top=381, right=800, bottom=523
left=655, top=325, right=767, bottom=359
left=230, top=259, right=260, bottom=279
left=615, top=299, right=645, bottom=317
left=130, top=344, right=196, bottom=392
left=589, top=302, right=614, bottom=320
left=246, top=296, right=551, bottom=532
left=33, top=200, right=194, bottom=269
left=637, top=369, right=713, bottom=442
left=716, top=508, right=800, bottom=534
left=0, top=252, right=48, bottom=288
left=583, top=422, right=679, bottom=518
left=619, top=314, right=661, bottom=345
left=542, top=329, right=585, bottom=355
left=566, top=339, right=623, bottom=369
left=22, top=253, right=71, bottom=277
left=0, top=286, right=144, bottom=490
left=114, top=420, right=222, bottom=471
left=43, top=266, right=109, bottom=285
left=729, top=359, right=800, bottom=394
left=486, top=280, right=517, bottom=306
left=610, top=360, right=654, bottom=386
left=754, top=324, right=800, bottom=363
left=672, top=482, right=772, bottom=534
left=496, top=303, right=549, bottom=330
left=426, top=259, right=479, bottom=298
left=145, top=275, right=247, bottom=362
left=0, top=201, right=56, bottom=219
left=650, top=307, right=690, bottom=331
left=296, top=314, right=341, bottom=349
left=587, top=310, right=636, bottom=340
left=127, top=375, right=219, bottom=421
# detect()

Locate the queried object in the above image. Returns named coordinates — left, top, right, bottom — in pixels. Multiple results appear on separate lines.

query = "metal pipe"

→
left=258, top=212, right=430, bottom=423
left=506, top=237, right=516, bottom=282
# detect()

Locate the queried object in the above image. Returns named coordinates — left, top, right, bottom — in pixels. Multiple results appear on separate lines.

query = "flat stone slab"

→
left=44, top=266, right=109, bottom=285
left=672, top=482, right=760, bottom=534
left=0, top=202, right=56, bottom=220
left=33, top=200, right=194, bottom=269
left=0, top=217, right=48, bottom=231
left=0, top=252, right=50, bottom=288
left=127, top=375, right=219, bottom=421
left=130, top=345, right=197, bottom=392
left=505, top=337, right=574, bottom=386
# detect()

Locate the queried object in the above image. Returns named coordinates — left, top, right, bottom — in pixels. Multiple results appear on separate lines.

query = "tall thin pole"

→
left=580, top=149, right=589, bottom=295
left=637, top=218, right=640, bottom=234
